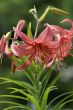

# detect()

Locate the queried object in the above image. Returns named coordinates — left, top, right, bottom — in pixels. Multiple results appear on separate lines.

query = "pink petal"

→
left=14, top=29, right=34, bottom=45
left=0, top=35, right=6, bottom=52
left=5, top=42, right=13, bottom=58
left=16, top=20, right=25, bottom=30
left=11, top=43, right=35, bottom=57
left=13, top=20, right=25, bottom=39
left=61, top=19, right=73, bottom=27
left=61, top=19, right=73, bottom=38
left=46, top=58, right=55, bottom=68
left=36, top=25, right=52, bottom=44
left=16, top=54, right=35, bottom=71
left=50, top=25, right=65, bottom=38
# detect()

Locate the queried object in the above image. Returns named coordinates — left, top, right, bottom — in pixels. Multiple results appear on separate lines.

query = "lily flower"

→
left=11, top=24, right=60, bottom=71
left=0, top=31, right=12, bottom=59
left=0, top=35, right=7, bottom=63
left=0, top=33, right=16, bottom=71
left=50, top=19, right=73, bottom=60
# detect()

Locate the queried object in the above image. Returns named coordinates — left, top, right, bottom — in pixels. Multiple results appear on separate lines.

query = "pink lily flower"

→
left=50, top=19, right=73, bottom=60
left=13, top=20, right=25, bottom=39
left=0, top=35, right=6, bottom=52
left=0, top=35, right=7, bottom=63
left=0, top=34, right=16, bottom=72
left=11, top=25, right=60, bottom=71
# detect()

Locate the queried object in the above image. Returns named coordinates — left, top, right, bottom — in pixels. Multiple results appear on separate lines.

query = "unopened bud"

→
left=50, top=6, right=69, bottom=15
left=5, top=31, right=11, bottom=40
left=39, top=6, right=69, bottom=23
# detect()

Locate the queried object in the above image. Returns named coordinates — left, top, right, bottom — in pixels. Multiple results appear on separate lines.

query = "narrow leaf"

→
left=27, top=22, right=33, bottom=38
left=0, top=94, right=28, bottom=101
left=41, top=86, right=57, bottom=110
left=48, top=91, right=73, bottom=108
left=48, top=74, right=60, bottom=87
left=56, top=99, right=73, bottom=110
left=0, top=101, right=28, bottom=109
left=53, top=93, right=73, bottom=110
left=0, top=77, right=35, bottom=95
left=27, top=94, right=41, bottom=110
left=3, top=106, right=27, bottom=110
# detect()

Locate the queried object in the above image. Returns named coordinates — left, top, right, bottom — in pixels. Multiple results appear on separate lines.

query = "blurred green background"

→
left=0, top=0, right=73, bottom=109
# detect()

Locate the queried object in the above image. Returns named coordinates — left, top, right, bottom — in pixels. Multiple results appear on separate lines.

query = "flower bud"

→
left=39, top=6, right=69, bottom=22
left=50, top=6, right=69, bottom=15
left=5, top=31, right=11, bottom=40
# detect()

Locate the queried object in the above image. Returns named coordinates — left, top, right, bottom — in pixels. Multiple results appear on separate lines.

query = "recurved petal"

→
left=36, top=25, right=52, bottom=44
left=14, top=29, right=34, bottom=45
left=16, top=20, right=25, bottom=30
left=61, top=19, right=73, bottom=26
left=13, top=20, right=25, bottom=39
left=61, top=19, right=73, bottom=39
left=51, top=25, right=64, bottom=33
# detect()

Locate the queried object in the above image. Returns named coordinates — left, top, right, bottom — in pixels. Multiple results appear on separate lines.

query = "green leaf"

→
left=0, top=94, right=28, bottom=101
left=27, top=22, right=33, bottom=38
left=39, top=61, right=56, bottom=82
left=0, top=80, right=11, bottom=85
left=0, top=101, right=30, bottom=110
left=48, top=74, right=60, bottom=87
left=0, top=77, right=35, bottom=96
left=27, top=94, right=41, bottom=110
left=25, top=68, right=36, bottom=86
left=7, top=87, right=28, bottom=96
left=39, top=68, right=49, bottom=81
left=53, top=93, right=73, bottom=110
left=41, top=86, right=57, bottom=110
left=3, top=106, right=26, bottom=110
left=40, top=68, right=53, bottom=98
left=7, top=87, right=40, bottom=110
left=48, top=91, right=73, bottom=108
left=56, top=99, right=73, bottom=110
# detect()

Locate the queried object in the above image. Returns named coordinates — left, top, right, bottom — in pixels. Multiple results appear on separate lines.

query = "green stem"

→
left=38, top=6, right=50, bottom=22
left=34, top=20, right=40, bottom=39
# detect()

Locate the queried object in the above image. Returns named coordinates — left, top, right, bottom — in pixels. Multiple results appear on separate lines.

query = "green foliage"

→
left=0, top=62, right=73, bottom=110
left=41, top=86, right=57, bottom=110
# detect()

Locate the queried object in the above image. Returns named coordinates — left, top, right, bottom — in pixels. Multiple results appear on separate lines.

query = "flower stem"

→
left=34, top=20, right=40, bottom=39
